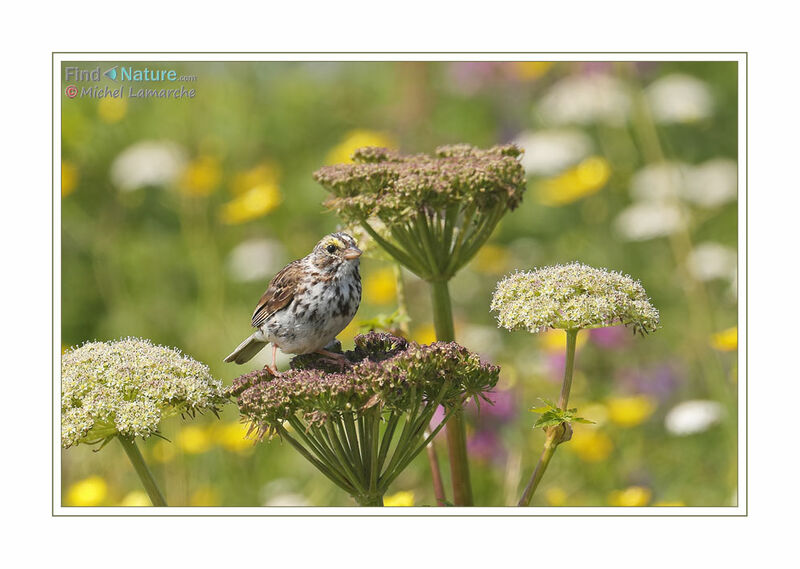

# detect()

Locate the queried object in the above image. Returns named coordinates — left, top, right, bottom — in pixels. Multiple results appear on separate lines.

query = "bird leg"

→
left=263, top=344, right=281, bottom=376
left=315, top=348, right=351, bottom=370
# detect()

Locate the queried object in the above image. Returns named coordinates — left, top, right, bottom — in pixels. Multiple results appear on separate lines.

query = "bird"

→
left=224, top=232, right=362, bottom=374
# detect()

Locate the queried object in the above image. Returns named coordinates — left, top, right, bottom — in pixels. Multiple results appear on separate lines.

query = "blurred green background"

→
left=61, top=60, right=738, bottom=507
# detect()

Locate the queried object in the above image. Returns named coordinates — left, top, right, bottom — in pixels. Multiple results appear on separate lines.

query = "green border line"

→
left=52, top=52, right=747, bottom=518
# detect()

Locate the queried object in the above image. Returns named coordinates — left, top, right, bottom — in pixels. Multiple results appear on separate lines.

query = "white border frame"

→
left=53, top=52, right=747, bottom=516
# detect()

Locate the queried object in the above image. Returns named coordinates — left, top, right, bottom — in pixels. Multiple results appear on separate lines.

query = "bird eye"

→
left=326, top=244, right=337, bottom=254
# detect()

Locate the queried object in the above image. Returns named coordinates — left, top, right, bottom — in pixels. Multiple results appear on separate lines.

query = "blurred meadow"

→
left=60, top=60, right=738, bottom=507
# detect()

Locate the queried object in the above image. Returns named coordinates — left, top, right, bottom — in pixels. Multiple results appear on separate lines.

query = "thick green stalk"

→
left=368, top=410, right=381, bottom=495
left=558, top=330, right=578, bottom=410
left=430, top=279, right=455, bottom=341
left=355, top=494, right=384, bottom=506
left=393, top=264, right=410, bottom=336
left=429, top=279, right=473, bottom=506
left=518, top=329, right=579, bottom=507
left=118, top=436, right=167, bottom=507
left=517, top=440, right=558, bottom=507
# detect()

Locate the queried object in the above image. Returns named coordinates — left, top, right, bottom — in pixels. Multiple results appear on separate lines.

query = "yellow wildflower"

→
left=539, top=328, right=588, bottom=353
left=578, top=402, right=609, bottom=426
left=213, top=422, right=253, bottom=453
left=536, top=156, right=611, bottom=206
left=511, top=62, right=553, bottom=81
left=98, top=97, right=127, bottom=123
left=150, top=439, right=176, bottom=463
left=179, top=155, right=221, bottom=196
left=471, top=243, right=512, bottom=275
left=337, top=318, right=361, bottom=344
left=119, top=491, right=151, bottom=507
left=606, top=395, right=656, bottom=427
left=326, top=129, right=395, bottom=165
left=66, top=475, right=107, bottom=506
left=177, top=425, right=213, bottom=455
left=608, top=486, right=652, bottom=507
left=231, top=161, right=280, bottom=196
left=567, top=426, right=613, bottom=462
left=190, top=486, right=220, bottom=506
left=545, top=486, right=567, bottom=506
left=711, top=326, right=737, bottom=351
left=412, top=323, right=437, bottom=345
left=61, top=160, right=78, bottom=197
left=384, top=490, right=414, bottom=506
left=220, top=182, right=282, bottom=224
left=497, top=363, right=519, bottom=389
left=364, top=267, right=397, bottom=305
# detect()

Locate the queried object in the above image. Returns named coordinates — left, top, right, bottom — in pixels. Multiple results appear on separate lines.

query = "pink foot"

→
left=315, top=349, right=351, bottom=370
left=262, top=364, right=282, bottom=377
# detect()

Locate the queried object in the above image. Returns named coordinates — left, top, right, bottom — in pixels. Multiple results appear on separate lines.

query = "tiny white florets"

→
left=490, top=263, right=660, bottom=335
left=61, top=337, right=225, bottom=448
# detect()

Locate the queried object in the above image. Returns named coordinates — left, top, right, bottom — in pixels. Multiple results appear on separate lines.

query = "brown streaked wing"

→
left=251, top=260, right=305, bottom=328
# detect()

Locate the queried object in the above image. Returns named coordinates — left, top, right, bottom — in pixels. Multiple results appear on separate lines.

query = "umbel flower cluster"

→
left=227, top=332, right=499, bottom=505
left=62, top=338, right=226, bottom=449
left=314, top=144, right=527, bottom=280
left=491, top=262, right=660, bottom=334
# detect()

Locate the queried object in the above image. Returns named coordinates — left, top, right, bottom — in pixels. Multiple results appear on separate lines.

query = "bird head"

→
left=310, top=232, right=362, bottom=273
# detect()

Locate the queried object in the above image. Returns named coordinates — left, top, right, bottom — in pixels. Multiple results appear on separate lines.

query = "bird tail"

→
left=224, top=334, right=268, bottom=364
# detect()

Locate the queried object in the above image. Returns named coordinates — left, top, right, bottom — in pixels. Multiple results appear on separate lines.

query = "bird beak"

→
left=343, top=247, right=362, bottom=260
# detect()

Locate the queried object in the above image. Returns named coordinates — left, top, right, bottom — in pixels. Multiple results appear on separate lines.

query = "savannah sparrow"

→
left=224, top=232, right=362, bottom=373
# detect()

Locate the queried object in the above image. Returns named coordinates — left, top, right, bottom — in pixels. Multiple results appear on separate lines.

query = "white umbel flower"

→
left=513, top=129, right=593, bottom=176
left=665, top=400, right=723, bottom=435
left=110, top=140, right=187, bottom=192
left=629, top=159, right=737, bottom=208
left=537, top=74, right=631, bottom=126
left=646, top=73, right=713, bottom=123
left=61, top=338, right=225, bottom=448
left=686, top=242, right=737, bottom=282
left=491, top=263, right=659, bottom=334
left=683, top=158, right=738, bottom=208
left=614, top=202, right=686, bottom=241
left=227, top=238, right=287, bottom=282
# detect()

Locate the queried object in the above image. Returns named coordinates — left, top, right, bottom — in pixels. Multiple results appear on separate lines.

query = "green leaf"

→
left=534, top=417, right=565, bottom=429
left=573, top=417, right=596, bottom=424
left=357, top=309, right=411, bottom=333
left=529, top=398, right=595, bottom=429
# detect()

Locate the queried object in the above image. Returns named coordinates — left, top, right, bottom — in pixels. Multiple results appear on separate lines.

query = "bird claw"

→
left=315, top=350, right=351, bottom=371
left=262, top=365, right=282, bottom=377
left=322, top=358, right=350, bottom=371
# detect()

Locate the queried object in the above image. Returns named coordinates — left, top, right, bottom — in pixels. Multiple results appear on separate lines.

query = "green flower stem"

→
left=288, top=417, right=349, bottom=483
left=377, top=412, right=401, bottom=468
left=429, top=279, right=473, bottom=506
left=444, top=408, right=471, bottom=505
left=276, top=424, right=357, bottom=495
left=430, top=279, right=455, bottom=341
left=118, top=436, right=167, bottom=507
left=518, top=440, right=558, bottom=507
left=518, top=329, right=579, bottom=507
left=381, top=403, right=458, bottom=489
left=558, top=329, right=578, bottom=410
left=425, top=432, right=448, bottom=507
left=369, top=409, right=381, bottom=495
left=355, top=494, right=384, bottom=506
left=362, top=221, right=425, bottom=276
left=325, top=422, right=367, bottom=494
left=393, top=264, right=410, bottom=336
